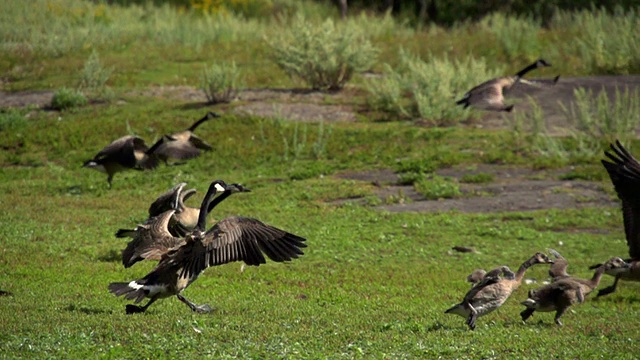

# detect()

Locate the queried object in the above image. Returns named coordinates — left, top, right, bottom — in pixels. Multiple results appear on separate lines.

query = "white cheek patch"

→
left=214, top=183, right=226, bottom=193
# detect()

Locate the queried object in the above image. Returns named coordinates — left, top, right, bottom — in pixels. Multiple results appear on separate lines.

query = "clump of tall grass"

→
left=510, top=86, right=640, bottom=163
left=552, top=7, right=640, bottom=74
left=561, top=86, right=640, bottom=154
left=201, top=61, right=243, bottom=104
left=267, top=15, right=378, bottom=91
left=50, top=88, right=87, bottom=110
left=77, top=51, right=113, bottom=100
left=366, top=50, right=504, bottom=125
left=479, top=13, right=542, bottom=63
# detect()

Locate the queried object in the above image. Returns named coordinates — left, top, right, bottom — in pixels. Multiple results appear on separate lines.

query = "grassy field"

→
left=2, top=1, right=640, bottom=359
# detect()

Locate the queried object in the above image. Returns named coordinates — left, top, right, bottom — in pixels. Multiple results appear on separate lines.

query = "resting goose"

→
left=108, top=180, right=306, bottom=314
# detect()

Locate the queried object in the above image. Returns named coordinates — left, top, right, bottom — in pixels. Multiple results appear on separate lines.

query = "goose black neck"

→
left=188, top=113, right=213, bottom=132
left=206, top=189, right=234, bottom=214
left=196, top=181, right=224, bottom=231
left=514, top=61, right=540, bottom=79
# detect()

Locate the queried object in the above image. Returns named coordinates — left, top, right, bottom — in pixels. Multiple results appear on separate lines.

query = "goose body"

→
left=83, top=135, right=158, bottom=187
left=521, top=257, right=629, bottom=325
left=445, top=252, right=551, bottom=330
left=108, top=180, right=307, bottom=314
left=116, top=183, right=202, bottom=240
left=149, top=112, right=218, bottom=165
left=455, top=59, right=552, bottom=112
left=593, top=140, right=640, bottom=296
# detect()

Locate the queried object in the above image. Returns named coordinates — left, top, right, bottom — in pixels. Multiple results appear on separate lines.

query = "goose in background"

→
left=108, top=180, right=306, bottom=314
left=591, top=140, right=640, bottom=297
left=521, top=257, right=629, bottom=326
left=445, top=252, right=552, bottom=330
left=455, top=58, right=553, bottom=112
left=82, top=135, right=159, bottom=187
left=149, top=112, right=218, bottom=165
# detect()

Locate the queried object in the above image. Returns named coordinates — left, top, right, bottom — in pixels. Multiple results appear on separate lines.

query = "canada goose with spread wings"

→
left=108, top=180, right=306, bottom=314
left=455, top=59, right=553, bottom=112
left=82, top=135, right=159, bottom=187
left=591, top=140, right=640, bottom=297
left=148, top=112, right=218, bottom=165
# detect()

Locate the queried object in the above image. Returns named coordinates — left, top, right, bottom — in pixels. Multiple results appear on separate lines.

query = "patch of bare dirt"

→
left=0, top=90, right=53, bottom=108
left=334, top=164, right=618, bottom=213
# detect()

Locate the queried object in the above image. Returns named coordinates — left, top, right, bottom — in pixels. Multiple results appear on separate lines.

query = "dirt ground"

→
left=1, top=75, right=636, bottom=213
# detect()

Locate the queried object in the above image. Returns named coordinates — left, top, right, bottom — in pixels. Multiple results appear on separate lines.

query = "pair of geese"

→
left=447, top=140, right=640, bottom=329
left=108, top=180, right=307, bottom=314
left=83, top=112, right=218, bottom=187
left=455, top=58, right=559, bottom=112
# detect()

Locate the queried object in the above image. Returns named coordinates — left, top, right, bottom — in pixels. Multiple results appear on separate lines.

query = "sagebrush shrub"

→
left=366, top=50, right=503, bottom=125
left=51, top=88, right=88, bottom=110
left=267, top=15, right=378, bottom=91
left=77, top=51, right=113, bottom=99
left=201, top=61, right=243, bottom=104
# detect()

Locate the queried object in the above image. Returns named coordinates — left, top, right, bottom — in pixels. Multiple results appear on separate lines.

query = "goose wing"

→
left=177, top=216, right=306, bottom=281
left=95, top=135, right=138, bottom=167
left=121, top=211, right=183, bottom=267
left=154, top=137, right=203, bottom=160
left=148, top=183, right=186, bottom=217
left=602, top=140, right=640, bottom=259
left=188, top=134, right=213, bottom=151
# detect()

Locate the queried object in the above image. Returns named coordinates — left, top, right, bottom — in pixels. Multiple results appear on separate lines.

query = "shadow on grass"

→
left=65, top=304, right=113, bottom=315
left=97, top=249, right=121, bottom=263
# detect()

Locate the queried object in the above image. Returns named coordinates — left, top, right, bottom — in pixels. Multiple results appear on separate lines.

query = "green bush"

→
left=267, top=15, right=378, bottom=91
left=479, top=13, right=542, bottom=62
left=552, top=7, right=640, bottom=74
left=201, top=61, right=243, bottom=104
left=78, top=51, right=113, bottom=99
left=50, top=88, right=88, bottom=110
left=414, top=175, right=461, bottom=200
left=366, top=50, right=504, bottom=125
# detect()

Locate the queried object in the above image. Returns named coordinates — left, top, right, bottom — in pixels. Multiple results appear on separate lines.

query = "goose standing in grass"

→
left=149, top=112, right=218, bottom=165
left=82, top=135, right=159, bottom=187
left=455, top=58, right=552, bottom=112
left=445, top=252, right=552, bottom=330
left=116, top=182, right=202, bottom=239
left=591, top=140, right=640, bottom=297
left=108, top=180, right=306, bottom=314
left=520, top=257, right=629, bottom=326
left=119, top=182, right=250, bottom=268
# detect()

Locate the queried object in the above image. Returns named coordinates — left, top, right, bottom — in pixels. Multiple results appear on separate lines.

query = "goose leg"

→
left=126, top=296, right=158, bottom=314
left=576, top=288, right=585, bottom=304
left=466, top=304, right=478, bottom=330
left=177, top=294, right=212, bottom=313
left=520, top=308, right=535, bottom=322
left=597, top=275, right=620, bottom=297
left=554, top=307, right=566, bottom=326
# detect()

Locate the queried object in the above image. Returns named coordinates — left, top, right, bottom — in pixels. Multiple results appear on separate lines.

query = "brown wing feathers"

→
left=602, top=140, right=640, bottom=259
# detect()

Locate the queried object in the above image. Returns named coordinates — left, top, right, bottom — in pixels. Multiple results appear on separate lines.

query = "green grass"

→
left=1, top=99, right=638, bottom=358
left=2, top=1, right=640, bottom=358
